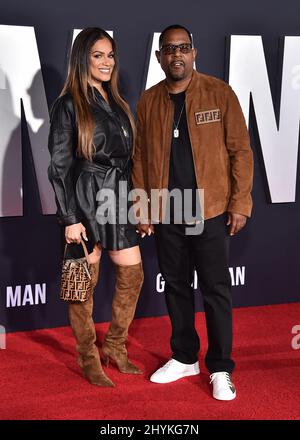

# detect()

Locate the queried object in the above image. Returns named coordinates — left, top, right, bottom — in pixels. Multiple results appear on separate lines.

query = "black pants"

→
left=155, top=214, right=235, bottom=374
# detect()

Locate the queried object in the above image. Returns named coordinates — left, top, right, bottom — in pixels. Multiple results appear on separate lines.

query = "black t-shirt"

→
left=167, top=92, right=199, bottom=223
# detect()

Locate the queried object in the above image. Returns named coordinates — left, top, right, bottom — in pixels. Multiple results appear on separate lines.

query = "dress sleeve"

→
left=48, top=96, right=82, bottom=225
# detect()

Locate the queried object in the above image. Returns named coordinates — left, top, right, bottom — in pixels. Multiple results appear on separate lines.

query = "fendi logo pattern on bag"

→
left=60, top=261, right=92, bottom=302
left=195, top=109, right=221, bottom=125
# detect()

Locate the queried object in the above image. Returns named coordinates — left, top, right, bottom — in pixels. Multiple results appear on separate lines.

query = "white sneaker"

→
left=150, top=359, right=200, bottom=384
left=210, top=372, right=236, bottom=401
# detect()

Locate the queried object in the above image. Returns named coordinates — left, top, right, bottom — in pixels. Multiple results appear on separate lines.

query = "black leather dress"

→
left=48, top=87, right=139, bottom=256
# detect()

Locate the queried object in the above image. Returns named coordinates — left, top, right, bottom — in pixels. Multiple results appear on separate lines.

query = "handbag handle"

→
left=63, top=238, right=91, bottom=265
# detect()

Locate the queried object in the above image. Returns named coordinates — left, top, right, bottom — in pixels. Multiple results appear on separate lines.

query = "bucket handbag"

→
left=60, top=239, right=92, bottom=302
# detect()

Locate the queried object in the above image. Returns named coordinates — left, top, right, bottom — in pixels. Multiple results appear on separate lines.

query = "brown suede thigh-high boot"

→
left=101, top=262, right=144, bottom=374
left=68, top=261, right=115, bottom=387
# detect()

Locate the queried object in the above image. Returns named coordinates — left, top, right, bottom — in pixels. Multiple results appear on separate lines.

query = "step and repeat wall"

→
left=0, top=0, right=300, bottom=332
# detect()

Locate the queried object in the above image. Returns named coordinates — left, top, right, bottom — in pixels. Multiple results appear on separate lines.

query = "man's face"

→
left=156, top=28, right=197, bottom=82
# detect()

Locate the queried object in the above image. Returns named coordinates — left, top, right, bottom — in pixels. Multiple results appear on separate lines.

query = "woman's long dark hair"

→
left=61, top=27, right=135, bottom=160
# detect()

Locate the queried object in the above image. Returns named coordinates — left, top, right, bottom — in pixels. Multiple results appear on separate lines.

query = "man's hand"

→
left=227, top=212, right=247, bottom=236
left=137, top=223, right=154, bottom=238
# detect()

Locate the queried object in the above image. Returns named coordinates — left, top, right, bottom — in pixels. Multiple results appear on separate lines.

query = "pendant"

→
left=173, top=128, right=179, bottom=138
left=122, top=126, right=129, bottom=137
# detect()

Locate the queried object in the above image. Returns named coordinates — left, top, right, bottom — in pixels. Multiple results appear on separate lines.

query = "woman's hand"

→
left=65, top=223, right=88, bottom=244
left=137, top=223, right=154, bottom=238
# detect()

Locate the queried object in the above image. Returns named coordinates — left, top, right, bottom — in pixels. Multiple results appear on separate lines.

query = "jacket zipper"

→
left=185, top=99, right=203, bottom=222
left=185, top=100, right=200, bottom=190
left=161, top=100, right=174, bottom=191
left=158, top=99, right=174, bottom=222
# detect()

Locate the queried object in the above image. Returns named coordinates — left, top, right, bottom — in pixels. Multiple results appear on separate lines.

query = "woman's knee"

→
left=109, top=246, right=141, bottom=266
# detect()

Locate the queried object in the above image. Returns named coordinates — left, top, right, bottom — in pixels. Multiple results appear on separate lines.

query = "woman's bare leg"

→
left=88, top=242, right=102, bottom=264
left=108, top=245, right=141, bottom=266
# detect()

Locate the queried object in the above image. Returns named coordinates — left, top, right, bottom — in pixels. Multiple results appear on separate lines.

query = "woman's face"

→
left=89, top=37, right=115, bottom=88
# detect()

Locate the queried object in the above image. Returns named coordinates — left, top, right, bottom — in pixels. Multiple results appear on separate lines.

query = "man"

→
left=132, top=24, right=253, bottom=401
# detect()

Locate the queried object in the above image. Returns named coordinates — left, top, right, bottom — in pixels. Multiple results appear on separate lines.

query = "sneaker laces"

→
left=160, top=359, right=175, bottom=371
left=209, top=371, right=232, bottom=386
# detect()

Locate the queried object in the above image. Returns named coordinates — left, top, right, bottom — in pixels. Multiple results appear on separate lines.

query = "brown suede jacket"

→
left=132, top=70, right=253, bottom=222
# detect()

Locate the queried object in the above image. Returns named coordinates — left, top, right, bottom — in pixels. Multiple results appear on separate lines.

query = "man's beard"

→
left=167, top=70, right=186, bottom=81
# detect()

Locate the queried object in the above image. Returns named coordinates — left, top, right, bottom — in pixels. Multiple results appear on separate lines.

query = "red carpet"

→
left=0, top=302, right=300, bottom=420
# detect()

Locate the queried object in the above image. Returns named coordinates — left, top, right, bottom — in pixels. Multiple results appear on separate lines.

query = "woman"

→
left=48, top=28, right=144, bottom=387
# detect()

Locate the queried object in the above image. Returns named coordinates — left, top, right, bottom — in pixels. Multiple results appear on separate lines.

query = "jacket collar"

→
left=89, top=85, right=115, bottom=115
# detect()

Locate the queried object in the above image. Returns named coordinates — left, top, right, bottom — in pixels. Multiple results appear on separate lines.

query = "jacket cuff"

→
left=227, top=200, right=252, bottom=218
left=57, top=213, right=82, bottom=226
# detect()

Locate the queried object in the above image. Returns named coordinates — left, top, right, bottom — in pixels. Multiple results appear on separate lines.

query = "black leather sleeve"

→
left=48, top=95, right=82, bottom=225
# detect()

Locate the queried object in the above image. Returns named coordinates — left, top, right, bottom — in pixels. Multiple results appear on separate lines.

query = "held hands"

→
left=137, top=223, right=154, bottom=238
left=65, top=223, right=88, bottom=244
left=227, top=212, right=247, bottom=236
